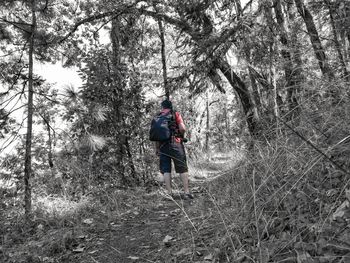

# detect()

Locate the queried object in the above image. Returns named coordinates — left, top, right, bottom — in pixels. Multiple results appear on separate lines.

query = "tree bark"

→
left=153, top=3, right=169, bottom=99
left=47, top=123, right=54, bottom=168
left=262, top=1, right=282, bottom=121
left=215, top=58, right=257, bottom=136
left=125, top=136, right=138, bottom=184
left=110, top=17, right=139, bottom=185
left=273, top=0, right=300, bottom=118
left=294, top=0, right=333, bottom=78
left=111, top=18, right=126, bottom=182
left=236, top=0, right=261, bottom=120
left=324, top=0, right=349, bottom=81
left=111, top=18, right=122, bottom=65
left=205, top=90, right=209, bottom=153
left=24, top=0, right=36, bottom=218
left=248, top=66, right=261, bottom=118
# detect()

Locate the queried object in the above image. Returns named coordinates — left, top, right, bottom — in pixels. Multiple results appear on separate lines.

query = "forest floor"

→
left=1, top=152, right=242, bottom=263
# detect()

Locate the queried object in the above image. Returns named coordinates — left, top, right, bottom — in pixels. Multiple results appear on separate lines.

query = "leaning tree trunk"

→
left=215, top=58, right=257, bottom=136
left=24, top=0, right=36, bottom=218
left=294, top=0, right=333, bottom=78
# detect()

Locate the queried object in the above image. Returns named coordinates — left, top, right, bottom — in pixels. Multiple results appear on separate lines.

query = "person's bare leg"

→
left=163, top=172, right=172, bottom=194
left=180, top=172, right=190, bottom=194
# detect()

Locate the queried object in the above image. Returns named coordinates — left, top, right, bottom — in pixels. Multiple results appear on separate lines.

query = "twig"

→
left=89, top=256, right=100, bottom=263
left=109, top=245, right=122, bottom=254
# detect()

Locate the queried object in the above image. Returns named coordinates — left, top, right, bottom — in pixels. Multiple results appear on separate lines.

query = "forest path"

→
left=72, top=153, right=237, bottom=263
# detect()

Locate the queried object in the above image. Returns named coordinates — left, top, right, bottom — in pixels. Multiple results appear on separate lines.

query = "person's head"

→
left=161, top=99, right=172, bottom=110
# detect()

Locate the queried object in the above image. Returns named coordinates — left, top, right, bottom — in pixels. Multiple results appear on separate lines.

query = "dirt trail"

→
left=1, top=154, right=237, bottom=263
left=69, top=155, right=236, bottom=263
left=71, top=188, right=216, bottom=263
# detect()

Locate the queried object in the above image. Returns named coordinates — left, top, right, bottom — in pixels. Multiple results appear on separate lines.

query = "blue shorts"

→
left=159, top=142, right=188, bottom=174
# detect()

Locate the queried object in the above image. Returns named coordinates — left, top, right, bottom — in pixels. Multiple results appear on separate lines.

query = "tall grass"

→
left=205, top=82, right=350, bottom=261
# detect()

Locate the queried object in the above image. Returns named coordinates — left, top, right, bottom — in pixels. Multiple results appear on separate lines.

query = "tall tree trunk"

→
left=286, top=0, right=305, bottom=92
left=324, top=0, right=349, bottom=81
left=45, top=117, right=54, bottom=171
left=125, top=136, right=138, bottom=184
left=273, top=0, right=300, bottom=118
left=111, top=18, right=126, bottom=181
left=294, top=0, right=333, bottom=78
left=111, top=18, right=139, bottom=185
left=340, top=33, right=349, bottom=64
left=236, top=0, right=261, bottom=120
left=248, top=67, right=261, bottom=118
left=111, top=18, right=121, bottom=65
left=24, top=0, right=36, bottom=218
left=347, top=35, right=350, bottom=61
left=47, top=125, right=54, bottom=168
left=205, top=90, right=209, bottom=153
left=41, top=114, right=54, bottom=169
left=158, top=19, right=168, bottom=99
left=263, top=1, right=281, bottom=120
left=153, top=3, right=169, bottom=99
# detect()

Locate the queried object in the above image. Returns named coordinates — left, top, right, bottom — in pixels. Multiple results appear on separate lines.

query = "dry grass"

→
left=199, top=87, right=350, bottom=262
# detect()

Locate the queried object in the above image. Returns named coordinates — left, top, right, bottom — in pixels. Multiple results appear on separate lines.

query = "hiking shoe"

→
left=183, top=193, right=194, bottom=200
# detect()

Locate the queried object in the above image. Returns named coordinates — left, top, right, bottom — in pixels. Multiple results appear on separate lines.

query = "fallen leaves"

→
left=204, top=253, right=214, bottom=261
left=162, top=235, right=174, bottom=246
left=127, top=256, right=140, bottom=260
left=332, top=200, right=350, bottom=220
left=72, top=244, right=85, bottom=253
left=174, top=247, right=192, bottom=256
left=82, top=218, right=94, bottom=225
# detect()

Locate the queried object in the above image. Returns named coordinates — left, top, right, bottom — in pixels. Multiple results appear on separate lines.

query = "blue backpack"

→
left=149, top=110, right=177, bottom=141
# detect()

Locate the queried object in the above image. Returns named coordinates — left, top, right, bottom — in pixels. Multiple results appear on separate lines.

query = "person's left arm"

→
left=175, top=112, right=186, bottom=136
left=155, top=141, right=160, bottom=155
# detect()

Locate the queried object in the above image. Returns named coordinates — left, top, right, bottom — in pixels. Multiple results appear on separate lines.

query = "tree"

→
left=23, top=0, right=36, bottom=216
left=294, top=0, right=333, bottom=78
left=0, top=0, right=78, bottom=216
left=273, top=0, right=302, bottom=118
left=323, top=0, right=349, bottom=80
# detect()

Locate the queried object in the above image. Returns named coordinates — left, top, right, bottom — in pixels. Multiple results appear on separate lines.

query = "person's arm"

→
left=178, top=122, right=186, bottom=137
left=175, top=112, right=186, bottom=137
left=155, top=141, right=160, bottom=155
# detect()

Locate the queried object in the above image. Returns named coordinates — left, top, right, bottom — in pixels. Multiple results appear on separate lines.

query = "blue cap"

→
left=161, top=99, right=172, bottom=109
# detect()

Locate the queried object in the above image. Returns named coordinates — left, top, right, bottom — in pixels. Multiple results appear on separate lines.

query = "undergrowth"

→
left=204, top=84, right=350, bottom=262
left=1, top=83, right=350, bottom=263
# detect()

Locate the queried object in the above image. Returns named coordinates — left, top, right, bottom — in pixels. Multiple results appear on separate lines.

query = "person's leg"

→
left=159, top=143, right=172, bottom=195
left=172, top=142, right=192, bottom=198
left=163, top=172, right=172, bottom=194
left=180, top=172, right=190, bottom=194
